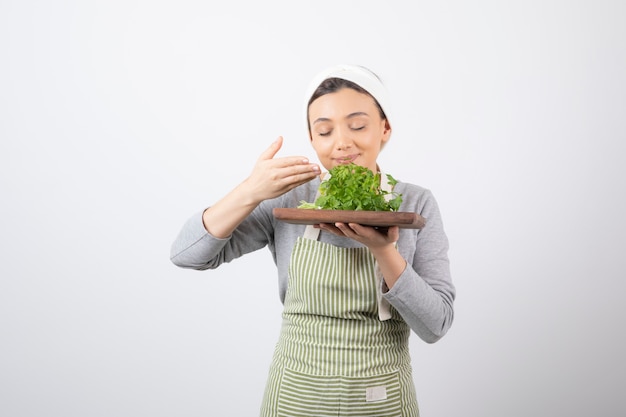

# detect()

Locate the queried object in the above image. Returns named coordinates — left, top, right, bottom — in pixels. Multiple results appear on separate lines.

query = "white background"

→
left=1, top=1, right=625, bottom=416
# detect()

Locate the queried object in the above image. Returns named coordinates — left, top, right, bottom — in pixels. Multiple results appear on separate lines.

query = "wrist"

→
left=369, top=243, right=397, bottom=258
left=236, top=179, right=265, bottom=207
left=370, top=244, right=406, bottom=290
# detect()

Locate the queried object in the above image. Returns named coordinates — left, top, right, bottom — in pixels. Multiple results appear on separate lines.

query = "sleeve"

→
left=169, top=206, right=273, bottom=270
left=383, top=190, right=456, bottom=343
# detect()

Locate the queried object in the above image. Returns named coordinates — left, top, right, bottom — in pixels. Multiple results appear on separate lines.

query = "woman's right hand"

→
left=202, top=136, right=319, bottom=238
left=243, top=136, right=320, bottom=204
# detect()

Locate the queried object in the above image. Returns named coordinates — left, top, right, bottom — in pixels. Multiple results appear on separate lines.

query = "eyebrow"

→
left=312, top=112, right=370, bottom=125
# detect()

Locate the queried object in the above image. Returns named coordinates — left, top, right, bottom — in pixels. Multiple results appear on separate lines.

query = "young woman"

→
left=170, top=64, right=455, bottom=416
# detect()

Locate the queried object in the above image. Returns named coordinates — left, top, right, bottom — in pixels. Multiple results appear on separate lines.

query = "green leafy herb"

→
left=298, top=163, right=403, bottom=211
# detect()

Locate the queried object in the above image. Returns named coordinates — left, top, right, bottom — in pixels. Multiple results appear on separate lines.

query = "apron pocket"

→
left=277, top=367, right=403, bottom=417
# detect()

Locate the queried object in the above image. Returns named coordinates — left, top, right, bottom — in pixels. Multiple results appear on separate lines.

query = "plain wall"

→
left=1, top=1, right=625, bottom=416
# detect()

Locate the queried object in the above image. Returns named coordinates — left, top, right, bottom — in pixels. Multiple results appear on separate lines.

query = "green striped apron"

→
left=260, top=224, right=419, bottom=416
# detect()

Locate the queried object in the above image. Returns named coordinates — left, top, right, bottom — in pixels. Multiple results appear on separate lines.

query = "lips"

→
left=334, top=154, right=359, bottom=164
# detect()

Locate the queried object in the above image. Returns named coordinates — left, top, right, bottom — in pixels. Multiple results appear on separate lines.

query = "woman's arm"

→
left=319, top=188, right=455, bottom=343
left=171, top=137, right=319, bottom=268
left=202, top=137, right=320, bottom=238
left=383, top=191, right=455, bottom=343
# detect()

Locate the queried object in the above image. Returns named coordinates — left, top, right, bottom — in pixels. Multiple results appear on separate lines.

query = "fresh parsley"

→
left=298, top=163, right=403, bottom=211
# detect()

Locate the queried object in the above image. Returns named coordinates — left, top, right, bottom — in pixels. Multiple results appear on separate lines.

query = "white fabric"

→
left=302, top=224, right=320, bottom=240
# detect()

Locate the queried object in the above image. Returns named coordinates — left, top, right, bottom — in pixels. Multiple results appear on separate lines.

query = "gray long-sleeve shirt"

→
left=170, top=177, right=455, bottom=343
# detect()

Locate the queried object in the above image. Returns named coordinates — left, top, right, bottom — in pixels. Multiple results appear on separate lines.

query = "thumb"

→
left=258, top=136, right=283, bottom=161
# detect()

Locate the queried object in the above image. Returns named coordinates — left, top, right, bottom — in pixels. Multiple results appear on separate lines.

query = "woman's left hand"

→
left=317, top=223, right=399, bottom=249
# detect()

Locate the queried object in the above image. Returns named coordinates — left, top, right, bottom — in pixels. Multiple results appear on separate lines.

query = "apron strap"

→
left=303, top=224, right=321, bottom=240
left=375, top=264, right=393, bottom=321
left=376, top=171, right=393, bottom=320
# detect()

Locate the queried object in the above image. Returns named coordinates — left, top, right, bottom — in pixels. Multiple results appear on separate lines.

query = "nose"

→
left=334, top=127, right=353, bottom=150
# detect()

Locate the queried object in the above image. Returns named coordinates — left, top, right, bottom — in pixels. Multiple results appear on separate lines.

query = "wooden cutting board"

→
left=273, top=208, right=426, bottom=229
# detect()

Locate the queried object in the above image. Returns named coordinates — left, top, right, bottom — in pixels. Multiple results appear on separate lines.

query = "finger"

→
left=352, top=223, right=391, bottom=239
left=334, top=222, right=356, bottom=237
left=270, top=161, right=320, bottom=185
left=258, top=136, right=284, bottom=161
left=386, top=226, right=400, bottom=241
left=283, top=173, right=319, bottom=189
left=272, top=155, right=318, bottom=170
left=344, top=222, right=365, bottom=235
left=343, top=223, right=382, bottom=240
left=319, top=223, right=344, bottom=236
left=286, top=162, right=321, bottom=179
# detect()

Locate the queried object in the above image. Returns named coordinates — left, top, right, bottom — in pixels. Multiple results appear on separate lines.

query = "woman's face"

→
left=308, top=87, right=391, bottom=173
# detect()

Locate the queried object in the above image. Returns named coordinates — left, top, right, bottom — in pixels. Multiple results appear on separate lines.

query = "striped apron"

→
left=260, top=225, right=419, bottom=416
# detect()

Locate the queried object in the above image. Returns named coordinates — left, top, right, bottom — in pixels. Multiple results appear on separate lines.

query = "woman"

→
left=170, top=64, right=455, bottom=416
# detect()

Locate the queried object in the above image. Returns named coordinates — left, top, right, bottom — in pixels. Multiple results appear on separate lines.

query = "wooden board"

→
left=273, top=208, right=426, bottom=229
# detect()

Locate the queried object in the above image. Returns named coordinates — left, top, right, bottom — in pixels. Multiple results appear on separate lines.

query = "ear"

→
left=381, top=119, right=392, bottom=144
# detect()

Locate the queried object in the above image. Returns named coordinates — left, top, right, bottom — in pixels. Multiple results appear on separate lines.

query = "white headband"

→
left=304, top=64, right=392, bottom=135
